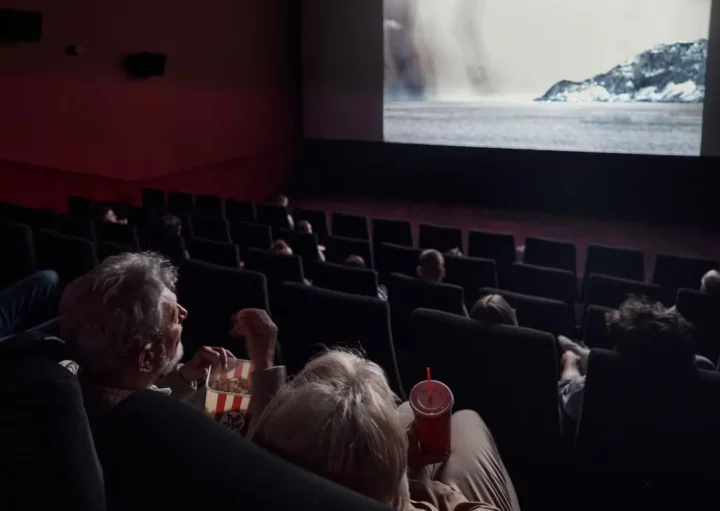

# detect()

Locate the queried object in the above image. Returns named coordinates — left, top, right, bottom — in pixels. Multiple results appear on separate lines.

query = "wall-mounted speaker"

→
left=0, top=9, right=43, bottom=43
left=122, top=52, right=167, bottom=79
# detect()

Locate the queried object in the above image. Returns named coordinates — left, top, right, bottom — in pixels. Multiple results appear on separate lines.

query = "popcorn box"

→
left=204, top=358, right=253, bottom=436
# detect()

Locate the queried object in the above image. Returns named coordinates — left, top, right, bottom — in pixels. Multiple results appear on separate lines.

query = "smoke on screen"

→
left=385, top=0, right=712, bottom=99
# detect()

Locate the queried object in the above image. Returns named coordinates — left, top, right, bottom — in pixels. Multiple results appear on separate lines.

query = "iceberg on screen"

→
left=537, top=40, right=706, bottom=104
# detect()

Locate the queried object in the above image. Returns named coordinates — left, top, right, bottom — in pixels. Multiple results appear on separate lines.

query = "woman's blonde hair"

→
left=250, top=349, right=410, bottom=510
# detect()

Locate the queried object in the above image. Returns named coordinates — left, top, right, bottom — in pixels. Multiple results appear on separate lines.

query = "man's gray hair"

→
left=250, top=350, right=410, bottom=510
left=59, top=252, right=178, bottom=377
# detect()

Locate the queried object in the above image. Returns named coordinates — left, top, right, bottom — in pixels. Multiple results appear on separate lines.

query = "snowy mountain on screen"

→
left=537, top=39, right=707, bottom=103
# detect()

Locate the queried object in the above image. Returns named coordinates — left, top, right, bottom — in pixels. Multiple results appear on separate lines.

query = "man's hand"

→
left=230, top=309, right=277, bottom=371
left=179, top=346, right=235, bottom=383
left=406, top=421, right=449, bottom=476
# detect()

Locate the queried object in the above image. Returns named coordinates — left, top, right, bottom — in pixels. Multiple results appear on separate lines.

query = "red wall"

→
left=0, top=0, right=293, bottom=211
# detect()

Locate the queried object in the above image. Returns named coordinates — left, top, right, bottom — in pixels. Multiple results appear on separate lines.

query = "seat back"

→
left=585, top=244, right=645, bottom=282
left=411, top=309, right=560, bottom=506
left=293, top=208, right=329, bottom=242
left=376, top=243, right=421, bottom=279
left=418, top=223, right=463, bottom=253
left=331, top=212, right=369, bottom=240
left=676, top=289, right=720, bottom=363
left=141, top=188, right=166, bottom=212
left=245, top=248, right=305, bottom=284
left=148, top=235, right=187, bottom=266
left=325, top=235, right=373, bottom=268
left=372, top=218, right=413, bottom=247
left=167, top=191, right=194, bottom=215
left=508, top=262, right=577, bottom=304
left=444, top=254, right=497, bottom=307
left=97, top=241, right=133, bottom=261
left=34, top=230, right=99, bottom=287
left=8, top=207, right=57, bottom=231
left=226, top=199, right=257, bottom=222
left=288, top=232, right=322, bottom=265
left=96, top=389, right=390, bottom=511
left=57, top=213, right=96, bottom=241
left=189, top=237, right=241, bottom=268
left=195, top=194, right=223, bottom=218
left=388, top=273, right=465, bottom=351
left=0, top=358, right=105, bottom=510
left=178, top=260, right=269, bottom=357
left=468, top=230, right=517, bottom=271
left=582, top=305, right=614, bottom=350
left=68, top=196, right=95, bottom=217
left=575, top=349, right=720, bottom=509
left=0, top=219, right=36, bottom=287
left=478, top=287, right=576, bottom=337
left=652, top=254, right=719, bottom=296
left=276, top=282, right=403, bottom=396
left=584, top=273, right=667, bottom=309
left=524, top=236, right=577, bottom=275
left=230, top=221, right=273, bottom=253
left=189, top=215, right=230, bottom=242
left=313, top=261, right=379, bottom=297
left=256, top=204, right=291, bottom=230
left=95, top=222, right=140, bottom=250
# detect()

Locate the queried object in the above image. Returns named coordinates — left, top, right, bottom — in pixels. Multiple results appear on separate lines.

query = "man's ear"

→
left=439, top=267, right=446, bottom=280
left=137, top=343, right=157, bottom=373
left=416, top=266, right=422, bottom=278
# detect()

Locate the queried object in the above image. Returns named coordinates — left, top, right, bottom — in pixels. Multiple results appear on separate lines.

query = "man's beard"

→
left=159, top=341, right=184, bottom=377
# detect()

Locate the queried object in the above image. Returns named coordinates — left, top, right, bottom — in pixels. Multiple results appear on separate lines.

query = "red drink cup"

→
left=409, top=380, right=454, bottom=457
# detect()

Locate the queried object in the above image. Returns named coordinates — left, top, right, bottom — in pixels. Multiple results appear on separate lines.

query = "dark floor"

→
left=295, top=196, right=720, bottom=280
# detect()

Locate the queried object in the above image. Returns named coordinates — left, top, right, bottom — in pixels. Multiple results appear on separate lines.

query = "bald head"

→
left=701, top=270, right=720, bottom=296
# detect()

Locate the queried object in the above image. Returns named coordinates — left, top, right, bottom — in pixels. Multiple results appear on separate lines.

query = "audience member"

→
left=150, top=214, right=189, bottom=264
left=270, top=194, right=295, bottom=231
left=344, top=254, right=367, bottom=268
left=296, top=220, right=312, bottom=234
left=417, top=249, right=446, bottom=282
left=158, top=214, right=183, bottom=238
left=700, top=269, right=720, bottom=296
left=97, top=205, right=128, bottom=225
left=470, top=294, right=518, bottom=326
left=239, top=308, right=520, bottom=511
left=270, top=240, right=293, bottom=256
left=0, top=270, right=60, bottom=340
left=557, top=298, right=699, bottom=423
left=343, top=255, right=387, bottom=300
left=59, top=252, right=234, bottom=415
left=447, top=247, right=463, bottom=257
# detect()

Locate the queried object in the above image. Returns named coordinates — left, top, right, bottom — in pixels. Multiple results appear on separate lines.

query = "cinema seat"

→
left=276, top=282, right=403, bottom=398
left=325, top=235, right=373, bottom=268
left=584, top=244, right=645, bottom=282
left=226, top=199, right=257, bottom=223
left=293, top=208, right=329, bottom=242
left=411, top=309, right=560, bottom=508
left=189, top=237, right=241, bottom=268
left=332, top=212, right=369, bottom=240
left=372, top=218, right=413, bottom=248
left=418, top=223, right=463, bottom=253
left=479, top=287, right=576, bottom=338
left=194, top=194, right=223, bottom=218
left=524, top=237, right=577, bottom=275
left=507, top=262, right=577, bottom=305
left=313, top=261, right=379, bottom=298
left=189, top=215, right=231, bottom=242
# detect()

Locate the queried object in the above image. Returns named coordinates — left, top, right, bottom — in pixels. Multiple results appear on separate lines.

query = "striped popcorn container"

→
left=204, top=358, right=253, bottom=436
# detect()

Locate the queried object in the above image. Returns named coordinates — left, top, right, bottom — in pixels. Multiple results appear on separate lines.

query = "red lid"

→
left=409, top=380, right=454, bottom=417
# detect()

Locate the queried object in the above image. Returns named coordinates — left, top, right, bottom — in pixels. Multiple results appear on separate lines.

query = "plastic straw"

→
left=426, top=367, right=433, bottom=399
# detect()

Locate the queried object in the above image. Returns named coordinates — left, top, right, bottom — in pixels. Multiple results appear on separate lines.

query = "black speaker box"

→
left=122, top=52, right=167, bottom=79
left=0, top=9, right=43, bottom=42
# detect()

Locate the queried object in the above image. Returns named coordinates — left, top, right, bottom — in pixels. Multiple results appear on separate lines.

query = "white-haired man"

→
left=60, top=252, right=236, bottom=413
left=240, top=315, right=520, bottom=511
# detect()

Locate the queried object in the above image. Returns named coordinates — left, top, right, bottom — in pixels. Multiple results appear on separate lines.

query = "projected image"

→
left=384, top=0, right=712, bottom=156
